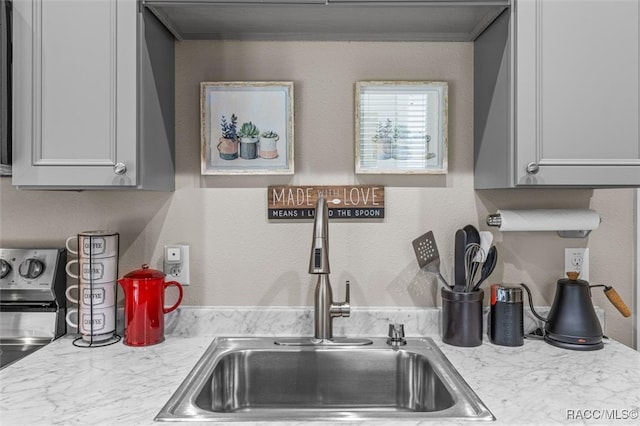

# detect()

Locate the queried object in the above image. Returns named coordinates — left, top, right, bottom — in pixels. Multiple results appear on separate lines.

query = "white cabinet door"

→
left=515, top=0, right=640, bottom=186
left=12, top=0, right=137, bottom=187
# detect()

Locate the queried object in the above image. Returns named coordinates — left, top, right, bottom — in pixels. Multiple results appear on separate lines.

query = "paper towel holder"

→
left=487, top=212, right=598, bottom=238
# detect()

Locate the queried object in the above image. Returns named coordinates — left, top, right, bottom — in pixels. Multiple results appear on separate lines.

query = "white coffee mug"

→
left=66, top=231, right=119, bottom=259
left=66, top=257, right=118, bottom=284
left=66, top=282, right=117, bottom=308
left=66, top=306, right=116, bottom=342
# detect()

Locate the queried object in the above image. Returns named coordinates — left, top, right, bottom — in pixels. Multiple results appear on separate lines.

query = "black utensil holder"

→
left=441, top=288, right=484, bottom=347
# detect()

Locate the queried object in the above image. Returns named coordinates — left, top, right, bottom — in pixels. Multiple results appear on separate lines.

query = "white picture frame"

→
left=201, top=81, right=294, bottom=175
left=355, top=81, right=448, bottom=174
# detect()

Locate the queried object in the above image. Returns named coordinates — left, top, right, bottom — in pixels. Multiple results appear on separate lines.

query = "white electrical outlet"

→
left=164, top=245, right=190, bottom=285
left=564, top=248, right=589, bottom=281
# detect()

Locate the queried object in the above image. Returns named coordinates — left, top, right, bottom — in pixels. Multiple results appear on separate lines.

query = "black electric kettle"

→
left=521, top=272, right=630, bottom=351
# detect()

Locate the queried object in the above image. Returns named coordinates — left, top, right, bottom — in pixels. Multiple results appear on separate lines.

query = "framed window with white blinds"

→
left=355, top=81, right=448, bottom=174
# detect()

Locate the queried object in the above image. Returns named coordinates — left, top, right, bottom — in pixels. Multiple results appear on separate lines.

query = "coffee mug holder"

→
left=67, top=232, right=121, bottom=348
left=71, top=287, right=121, bottom=348
left=71, top=311, right=121, bottom=347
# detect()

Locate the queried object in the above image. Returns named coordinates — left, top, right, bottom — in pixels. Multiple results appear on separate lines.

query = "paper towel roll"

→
left=492, top=209, right=600, bottom=232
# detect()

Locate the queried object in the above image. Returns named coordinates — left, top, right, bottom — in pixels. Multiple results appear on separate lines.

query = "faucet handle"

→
left=330, top=281, right=351, bottom=318
left=387, top=323, right=407, bottom=346
left=340, top=281, right=351, bottom=317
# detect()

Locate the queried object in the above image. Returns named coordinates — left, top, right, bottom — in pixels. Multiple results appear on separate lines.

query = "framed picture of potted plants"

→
left=355, top=81, right=448, bottom=174
left=201, top=82, right=294, bottom=175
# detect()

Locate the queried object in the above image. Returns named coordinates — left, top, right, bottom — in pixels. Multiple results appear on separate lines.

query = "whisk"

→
left=464, top=243, right=484, bottom=292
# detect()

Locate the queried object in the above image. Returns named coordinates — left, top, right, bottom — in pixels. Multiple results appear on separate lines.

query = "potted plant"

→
left=259, top=130, right=279, bottom=159
left=393, top=124, right=409, bottom=160
left=373, top=119, right=397, bottom=160
left=238, top=121, right=260, bottom=159
left=216, top=114, right=238, bottom=160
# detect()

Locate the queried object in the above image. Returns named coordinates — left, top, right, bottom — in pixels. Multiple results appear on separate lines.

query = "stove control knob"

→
left=18, top=258, right=45, bottom=280
left=0, top=259, right=11, bottom=279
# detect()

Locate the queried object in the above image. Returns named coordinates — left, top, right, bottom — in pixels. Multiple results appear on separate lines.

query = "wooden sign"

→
left=268, top=185, right=385, bottom=220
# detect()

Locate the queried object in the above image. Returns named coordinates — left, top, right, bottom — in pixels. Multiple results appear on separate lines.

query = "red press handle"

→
left=164, top=281, right=184, bottom=314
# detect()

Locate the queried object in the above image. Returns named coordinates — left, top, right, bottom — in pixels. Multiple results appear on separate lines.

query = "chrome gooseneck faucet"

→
left=309, top=196, right=349, bottom=340
left=275, top=196, right=371, bottom=346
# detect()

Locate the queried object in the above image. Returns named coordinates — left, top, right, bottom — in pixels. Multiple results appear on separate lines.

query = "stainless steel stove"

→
left=0, top=248, right=67, bottom=369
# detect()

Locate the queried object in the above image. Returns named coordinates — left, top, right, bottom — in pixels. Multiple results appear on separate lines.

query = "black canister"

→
left=489, top=284, right=524, bottom=346
left=441, top=288, right=484, bottom=347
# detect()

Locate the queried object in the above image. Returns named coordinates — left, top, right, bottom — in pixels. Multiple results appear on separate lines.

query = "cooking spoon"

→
left=473, top=245, right=497, bottom=291
left=453, top=229, right=467, bottom=292
left=463, top=224, right=480, bottom=247
left=475, top=231, right=493, bottom=262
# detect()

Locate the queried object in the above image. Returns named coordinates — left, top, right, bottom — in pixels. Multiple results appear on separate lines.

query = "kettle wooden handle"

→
left=604, top=286, right=631, bottom=318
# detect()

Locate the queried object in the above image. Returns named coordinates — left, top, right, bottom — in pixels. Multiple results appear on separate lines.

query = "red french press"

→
left=118, top=264, right=183, bottom=346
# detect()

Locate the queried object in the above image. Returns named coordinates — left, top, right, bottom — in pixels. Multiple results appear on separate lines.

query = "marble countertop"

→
left=1, top=307, right=639, bottom=425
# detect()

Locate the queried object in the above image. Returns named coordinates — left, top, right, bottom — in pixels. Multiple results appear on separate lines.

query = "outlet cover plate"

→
left=164, top=244, right=190, bottom=285
left=564, top=248, right=589, bottom=281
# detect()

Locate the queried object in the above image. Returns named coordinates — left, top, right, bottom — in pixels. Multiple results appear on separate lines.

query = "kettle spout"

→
left=520, top=283, right=548, bottom=322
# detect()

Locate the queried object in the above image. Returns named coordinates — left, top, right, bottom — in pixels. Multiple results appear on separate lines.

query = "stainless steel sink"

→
left=156, top=337, right=494, bottom=422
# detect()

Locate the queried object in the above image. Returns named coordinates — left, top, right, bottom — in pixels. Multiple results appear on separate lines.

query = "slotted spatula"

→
left=412, top=231, right=451, bottom=289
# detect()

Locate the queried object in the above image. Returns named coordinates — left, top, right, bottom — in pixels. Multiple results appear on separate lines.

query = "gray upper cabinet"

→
left=475, top=0, right=640, bottom=188
left=143, top=0, right=509, bottom=41
left=12, top=0, right=175, bottom=190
